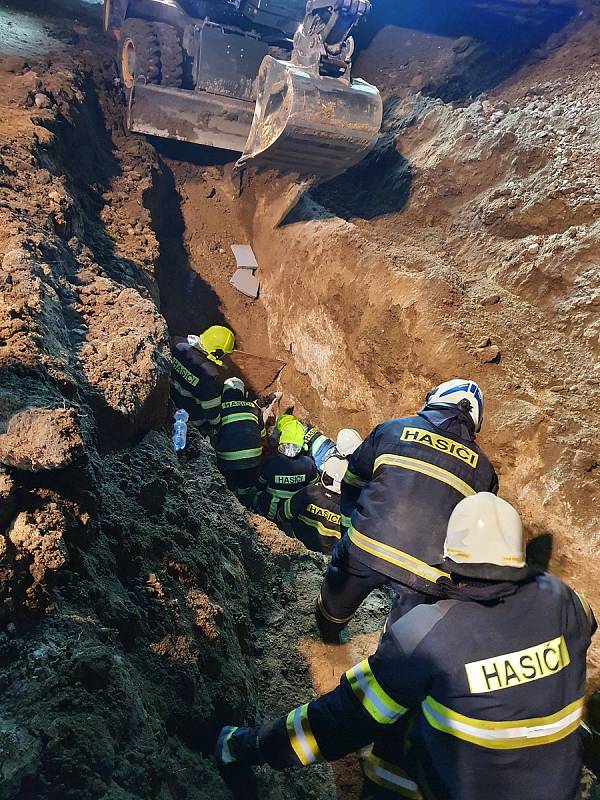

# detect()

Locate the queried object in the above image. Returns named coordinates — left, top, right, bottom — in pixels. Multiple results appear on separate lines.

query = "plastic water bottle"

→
left=172, top=409, right=189, bottom=452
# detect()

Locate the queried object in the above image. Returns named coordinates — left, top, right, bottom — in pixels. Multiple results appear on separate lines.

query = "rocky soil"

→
left=0, top=7, right=387, bottom=798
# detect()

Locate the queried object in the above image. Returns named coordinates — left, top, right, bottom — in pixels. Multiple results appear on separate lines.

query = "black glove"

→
left=216, top=726, right=264, bottom=767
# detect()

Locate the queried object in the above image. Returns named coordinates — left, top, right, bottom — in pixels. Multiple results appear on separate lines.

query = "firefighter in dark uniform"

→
left=279, top=456, right=346, bottom=555
left=216, top=493, right=596, bottom=800
left=317, top=378, right=498, bottom=643
left=214, top=377, right=265, bottom=506
left=170, top=325, right=235, bottom=430
left=254, top=420, right=317, bottom=522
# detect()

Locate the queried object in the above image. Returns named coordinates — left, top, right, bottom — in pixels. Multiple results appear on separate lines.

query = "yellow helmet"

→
left=198, top=326, right=235, bottom=365
left=276, top=413, right=297, bottom=433
left=279, top=420, right=305, bottom=448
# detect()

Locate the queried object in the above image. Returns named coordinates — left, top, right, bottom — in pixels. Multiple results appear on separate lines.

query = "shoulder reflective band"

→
left=341, top=514, right=352, bottom=529
left=349, top=527, right=450, bottom=583
left=286, top=704, right=323, bottom=765
left=220, top=412, right=259, bottom=426
left=317, top=592, right=354, bottom=625
left=422, top=696, right=583, bottom=749
left=216, top=447, right=263, bottom=461
left=297, top=515, right=341, bottom=540
left=283, top=497, right=294, bottom=520
left=200, top=396, right=221, bottom=410
left=374, top=454, right=476, bottom=498
left=400, top=427, right=479, bottom=468
left=575, top=591, right=594, bottom=626
left=170, top=377, right=197, bottom=400
left=219, top=726, right=239, bottom=765
left=343, top=469, right=368, bottom=489
left=465, top=635, right=571, bottom=694
left=346, top=659, right=408, bottom=724
left=363, top=754, right=422, bottom=799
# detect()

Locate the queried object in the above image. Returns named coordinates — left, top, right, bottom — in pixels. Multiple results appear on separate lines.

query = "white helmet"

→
left=321, top=456, right=348, bottom=494
left=444, top=493, right=526, bottom=579
left=223, top=377, right=245, bottom=395
left=336, top=429, right=362, bottom=458
left=424, top=378, right=483, bottom=432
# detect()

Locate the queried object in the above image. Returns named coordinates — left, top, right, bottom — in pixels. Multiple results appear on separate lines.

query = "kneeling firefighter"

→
left=279, top=456, right=347, bottom=555
left=254, top=420, right=317, bottom=521
left=214, top=377, right=265, bottom=505
left=317, top=379, right=498, bottom=643
left=216, top=493, right=596, bottom=800
left=170, top=326, right=235, bottom=431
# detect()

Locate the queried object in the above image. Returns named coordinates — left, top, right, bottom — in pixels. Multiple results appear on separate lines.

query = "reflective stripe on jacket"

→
left=252, top=573, right=595, bottom=800
left=282, top=483, right=341, bottom=554
left=255, top=453, right=317, bottom=521
left=340, top=410, right=498, bottom=592
left=170, top=343, right=223, bottom=426
left=214, top=387, right=265, bottom=471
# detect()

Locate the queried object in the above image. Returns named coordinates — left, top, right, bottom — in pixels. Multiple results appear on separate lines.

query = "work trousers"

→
left=316, top=535, right=435, bottom=642
left=222, top=467, right=260, bottom=509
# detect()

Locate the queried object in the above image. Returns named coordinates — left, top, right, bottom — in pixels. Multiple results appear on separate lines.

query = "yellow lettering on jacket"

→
left=400, top=427, right=479, bottom=468
left=307, top=504, right=341, bottom=525
left=171, top=357, right=199, bottom=387
left=465, top=636, right=570, bottom=694
left=275, top=475, right=305, bottom=485
left=222, top=401, right=251, bottom=409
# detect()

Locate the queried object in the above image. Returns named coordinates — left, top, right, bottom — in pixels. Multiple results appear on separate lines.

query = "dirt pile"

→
left=0, top=19, right=341, bottom=800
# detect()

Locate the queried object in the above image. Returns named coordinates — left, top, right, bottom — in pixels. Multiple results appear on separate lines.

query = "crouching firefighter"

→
left=279, top=456, right=347, bottom=555
left=214, top=377, right=265, bottom=506
left=216, top=493, right=596, bottom=800
left=170, top=326, right=235, bottom=431
left=254, top=420, right=317, bottom=521
left=317, top=379, right=498, bottom=643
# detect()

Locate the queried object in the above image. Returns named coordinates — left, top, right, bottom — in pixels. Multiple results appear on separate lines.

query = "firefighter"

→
left=216, top=493, right=595, bottom=800
left=279, top=456, right=346, bottom=555
left=214, top=377, right=265, bottom=506
left=170, top=326, right=235, bottom=430
left=254, top=420, right=317, bottom=521
left=317, top=379, right=498, bottom=643
left=303, top=425, right=362, bottom=470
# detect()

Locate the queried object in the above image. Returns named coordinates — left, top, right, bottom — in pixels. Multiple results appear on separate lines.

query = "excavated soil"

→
left=0, top=0, right=599, bottom=797
left=0, top=5, right=386, bottom=797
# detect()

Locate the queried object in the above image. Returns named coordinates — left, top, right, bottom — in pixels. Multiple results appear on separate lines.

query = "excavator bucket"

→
left=237, top=56, right=383, bottom=179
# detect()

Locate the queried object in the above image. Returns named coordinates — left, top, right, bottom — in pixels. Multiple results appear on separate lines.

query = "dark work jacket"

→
left=170, top=342, right=223, bottom=426
left=340, top=409, right=498, bottom=593
left=255, top=453, right=317, bottom=521
left=214, top=387, right=265, bottom=472
left=235, top=573, right=595, bottom=800
left=281, top=483, right=341, bottom=555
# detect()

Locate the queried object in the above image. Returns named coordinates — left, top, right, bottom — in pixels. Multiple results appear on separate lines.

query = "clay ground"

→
left=0, top=0, right=598, bottom=798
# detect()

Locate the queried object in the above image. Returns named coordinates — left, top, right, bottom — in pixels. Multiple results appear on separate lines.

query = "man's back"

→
left=342, top=411, right=498, bottom=591
left=370, top=573, right=594, bottom=800
left=284, top=482, right=341, bottom=554
left=256, top=452, right=317, bottom=520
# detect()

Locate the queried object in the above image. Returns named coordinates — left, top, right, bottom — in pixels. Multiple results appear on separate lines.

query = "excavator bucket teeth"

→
left=237, top=56, right=383, bottom=179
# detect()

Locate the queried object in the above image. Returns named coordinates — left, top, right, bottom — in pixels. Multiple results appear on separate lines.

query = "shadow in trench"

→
left=356, top=0, right=576, bottom=102
left=145, top=156, right=233, bottom=337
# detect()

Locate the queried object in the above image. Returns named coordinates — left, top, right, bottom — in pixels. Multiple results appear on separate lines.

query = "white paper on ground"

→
left=230, top=269, right=259, bottom=298
left=231, top=244, right=258, bottom=270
